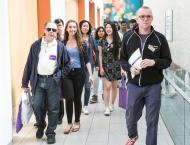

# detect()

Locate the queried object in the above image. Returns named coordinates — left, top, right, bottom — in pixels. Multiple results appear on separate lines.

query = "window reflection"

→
left=161, top=63, right=190, bottom=145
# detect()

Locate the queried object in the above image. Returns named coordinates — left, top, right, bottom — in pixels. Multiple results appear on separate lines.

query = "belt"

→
left=71, top=68, right=81, bottom=71
left=38, top=74, right=53, bottom=78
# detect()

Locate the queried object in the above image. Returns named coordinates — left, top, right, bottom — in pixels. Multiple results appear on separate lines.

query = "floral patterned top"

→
left=99, top=39, right=121, bottom=81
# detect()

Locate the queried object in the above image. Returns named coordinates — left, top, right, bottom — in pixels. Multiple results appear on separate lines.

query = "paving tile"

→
left=12, top=90, right=174, bottom=145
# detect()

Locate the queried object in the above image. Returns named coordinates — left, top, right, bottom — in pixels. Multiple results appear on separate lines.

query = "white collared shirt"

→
left=37, top=37, right=57, bottom=75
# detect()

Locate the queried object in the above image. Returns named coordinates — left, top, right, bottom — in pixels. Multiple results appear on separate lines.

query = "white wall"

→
left=99, top=0, right=104, bottom=26
left=85, top=0, right=90, bottom=20
left=65, top=0, right=78, bottom=22
left=89, top=0, right=103, bottom=27
left=144, top=0, right=190, bottom=72
left=95, top=0, right=104, bottom=26
left=0, top=0, right=13, bottom=144
left=94, top=3, right=98, bottom=28
left=50, top=0, right=65, bottom=23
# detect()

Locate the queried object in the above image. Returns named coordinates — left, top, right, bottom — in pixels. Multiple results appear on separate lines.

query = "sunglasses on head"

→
left=46, top=28, right=57, bottom=32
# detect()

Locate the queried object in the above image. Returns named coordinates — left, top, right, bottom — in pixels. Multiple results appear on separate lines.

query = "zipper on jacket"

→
left=135, top=31, right=154, bottom=86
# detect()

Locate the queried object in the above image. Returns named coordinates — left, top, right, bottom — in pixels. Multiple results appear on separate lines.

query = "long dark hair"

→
left=95, top=26, right=105, bottom=40
left=63, top=19, right=84, bottom=53
left=105, top=21, right=121, bottom=60
left=79, top=20, right=92, bottom=35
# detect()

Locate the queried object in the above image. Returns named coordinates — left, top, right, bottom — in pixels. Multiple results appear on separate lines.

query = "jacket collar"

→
left=36, top=38, right=63, bottom=62
left=41, top=36, right=57, bottom=47
left=134, top=26, right=154, bottom=36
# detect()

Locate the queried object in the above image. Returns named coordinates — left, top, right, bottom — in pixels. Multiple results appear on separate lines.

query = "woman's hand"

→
left=121, top=67, right=127, bottom=76
left=89, top=75, right=94, bottom=84
left=95, top=66, right=99, bottom=71
left=100, top=67, right=105, bottom=76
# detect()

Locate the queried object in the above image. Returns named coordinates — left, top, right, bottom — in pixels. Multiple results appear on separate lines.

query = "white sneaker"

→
left=104, top=108, right=110, bottom=116
left=109, top=104, right=114, bottom=112
left=83, top=106, right=89, bottom=115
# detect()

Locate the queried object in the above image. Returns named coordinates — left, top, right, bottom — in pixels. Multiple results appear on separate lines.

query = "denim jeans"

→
left=32, top=76, right=59, bottom=136
left=83, top=69, right=91, bottom=106
left=126, top=83, right=161, bottom=145
left=91, top=69, right=100, bottom=95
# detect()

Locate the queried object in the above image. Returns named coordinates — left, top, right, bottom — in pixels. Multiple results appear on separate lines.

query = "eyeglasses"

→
left=139, top=15, right=152, bottom=20
left=46, top=28, right=57, bottom=32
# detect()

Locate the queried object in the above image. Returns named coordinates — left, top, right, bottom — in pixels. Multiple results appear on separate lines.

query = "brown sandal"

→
left=71, top=122, right=80, bottom=132
left=125, top=135, right=138, bottom=145
left=63, top=124, right=73, bottom=134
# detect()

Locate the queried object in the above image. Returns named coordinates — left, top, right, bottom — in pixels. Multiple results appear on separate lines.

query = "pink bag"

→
left=119, top=76, right=128, bottom=109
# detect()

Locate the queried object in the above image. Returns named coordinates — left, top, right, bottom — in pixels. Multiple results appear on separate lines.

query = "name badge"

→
left=148, top=45, right=158, bottom=52
left=49, top=55, right=56, bottom=60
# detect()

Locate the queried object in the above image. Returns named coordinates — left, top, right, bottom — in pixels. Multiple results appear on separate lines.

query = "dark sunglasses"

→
left=46, top=28, right=57, bottom=32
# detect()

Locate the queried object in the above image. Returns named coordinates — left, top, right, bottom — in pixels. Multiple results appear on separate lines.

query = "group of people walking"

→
left=21, top=6, right=172, bottom=145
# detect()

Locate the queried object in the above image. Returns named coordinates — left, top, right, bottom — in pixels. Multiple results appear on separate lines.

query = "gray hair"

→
left=136, top=6, right=153, bottom=16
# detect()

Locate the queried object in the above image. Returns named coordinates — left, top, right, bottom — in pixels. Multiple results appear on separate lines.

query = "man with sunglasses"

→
left=120, top=6, right=172, bottom=145
left=22, top=22, right=70, bottom=144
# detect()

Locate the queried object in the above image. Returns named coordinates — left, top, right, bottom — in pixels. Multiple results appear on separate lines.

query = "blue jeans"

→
left=83, top=69, right=91, bottom=106
left=32, top=76, right=59, bottom=136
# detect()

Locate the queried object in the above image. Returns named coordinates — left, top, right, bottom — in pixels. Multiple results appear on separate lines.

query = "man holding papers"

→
left=120, top=6, right=172, bottom=145
left=128, top=48, right=142, bottom=78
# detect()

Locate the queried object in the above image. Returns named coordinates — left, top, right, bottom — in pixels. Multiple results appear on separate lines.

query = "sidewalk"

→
left=12, top=97, right=174, bottom=145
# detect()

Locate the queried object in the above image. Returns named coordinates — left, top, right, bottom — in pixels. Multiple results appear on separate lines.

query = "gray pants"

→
left=126, top=83, right=161, bottom=145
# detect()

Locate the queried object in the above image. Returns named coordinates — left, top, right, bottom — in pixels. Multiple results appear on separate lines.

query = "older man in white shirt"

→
left=22, top=22, right=70, bottom=144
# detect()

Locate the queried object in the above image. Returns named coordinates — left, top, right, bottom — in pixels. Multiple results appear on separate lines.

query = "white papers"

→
left=128, top=48, right=142, bottom=78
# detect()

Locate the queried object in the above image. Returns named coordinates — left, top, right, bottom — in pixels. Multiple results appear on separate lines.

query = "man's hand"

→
left=130, top=66, right=140, bottom=78
left=140, top=59, right=155, bottom=69
left=22, top=87, right=30, bottom=93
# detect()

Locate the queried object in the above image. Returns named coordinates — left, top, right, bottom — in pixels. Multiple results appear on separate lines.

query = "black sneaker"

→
left=36, top=128, right=44, bottom=139
left=90, top=95, right=98, bottom=104
left=47, top=134, right=55, bottom=144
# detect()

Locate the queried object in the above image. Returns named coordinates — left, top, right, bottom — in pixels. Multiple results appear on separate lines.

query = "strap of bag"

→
left=121, top=75, right=126, bottom=88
